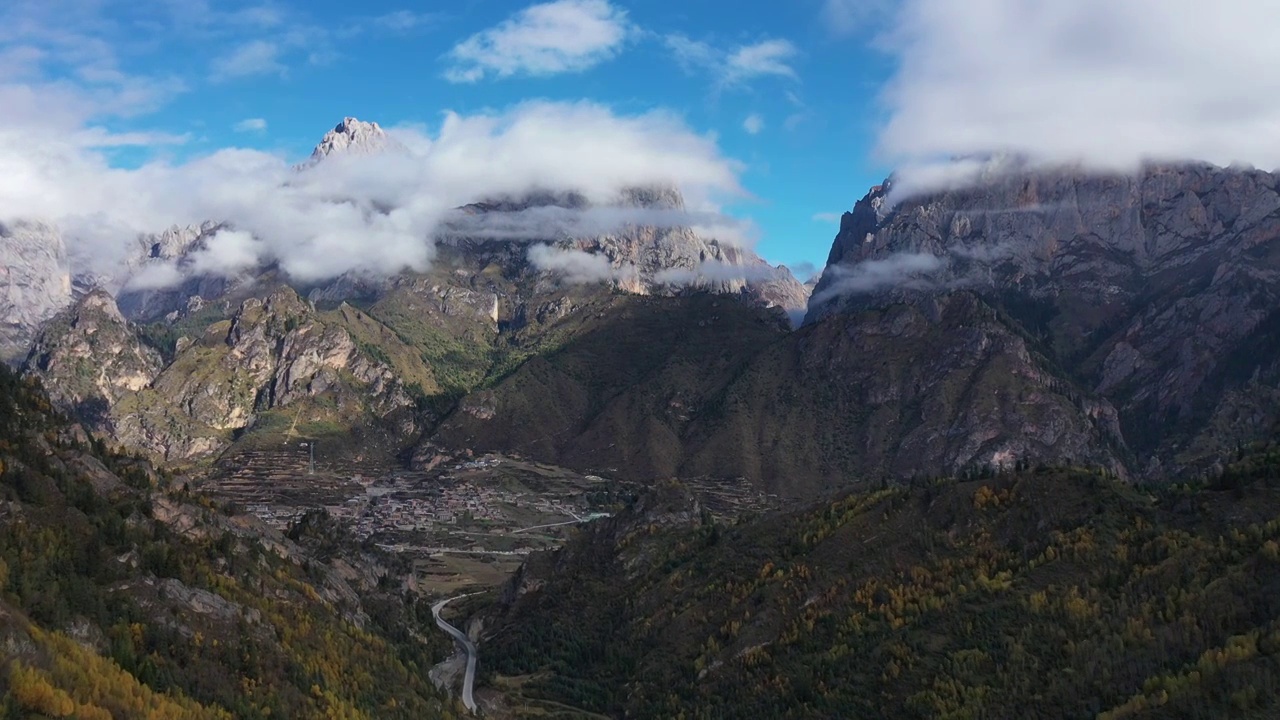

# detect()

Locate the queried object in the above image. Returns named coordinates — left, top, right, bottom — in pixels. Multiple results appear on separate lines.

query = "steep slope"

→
left=431, top=293, right=793, bottom=480
left=307, top=116, right=404, bottom=162
left=484, top=461, right=1280, bottom=718
left=0, top=364, right=458, bottom=718
left=27, top=287, right=430, bottom=464
left=434, top=291, right=1122, bottom=495
left=0, top=221, right=72, bottom=364
left=682, top=292, right=1125, bottom=494
left=808, top=163, right=1280, bottom=478
left=24, top=290, right=164, bottom=428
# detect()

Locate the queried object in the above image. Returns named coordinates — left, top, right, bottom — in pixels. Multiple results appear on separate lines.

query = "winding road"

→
left=432, top=594, right=478, bottom=713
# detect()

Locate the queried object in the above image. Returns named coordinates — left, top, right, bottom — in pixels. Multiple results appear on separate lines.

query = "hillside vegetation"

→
left=486, top=455, right=1280, bottom=718
left=0, top=366, right=464, bottom=719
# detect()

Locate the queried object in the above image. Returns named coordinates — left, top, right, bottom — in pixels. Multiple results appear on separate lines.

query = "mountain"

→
left=434, top=162, right=1280, bottom=494
left=0, top=115, right=808, bottom=373
left=0, top=221, right=72, bottom=364
left=481, top=461, right=1280, bottom=718
left=13, top=117, right=813, bottom=466
left=808, top=163, right=1280, bottom=479
left=307, top=116, right=404, bottom=163
left=27, top=285, right=429, bottom=464
left=0, top=363, right=460, bottom=717
left=433, top=289, right=1124, bottom=496
left=22, top=146, right=1280, bottom=497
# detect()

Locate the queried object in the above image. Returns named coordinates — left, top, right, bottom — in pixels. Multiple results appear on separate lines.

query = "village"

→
left=206, top=446, right=775, bottom=591
left=216, top=450, right=623, bottom=554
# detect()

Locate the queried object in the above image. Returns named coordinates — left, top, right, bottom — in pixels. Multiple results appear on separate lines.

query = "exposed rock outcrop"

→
left=308, top=117, right=404, bottom=162
left=24, top=290, right=163, bottom=427
left=807, top=163, right=1280, bottom=478
left=27, top=286, right=427, bottom=463
left=0, top=221, right=72, bottom=363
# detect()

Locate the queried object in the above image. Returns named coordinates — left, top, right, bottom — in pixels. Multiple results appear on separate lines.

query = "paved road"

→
left=512, top=512, right=613, bottom=534
left=432, top=594, right=478, bottom=713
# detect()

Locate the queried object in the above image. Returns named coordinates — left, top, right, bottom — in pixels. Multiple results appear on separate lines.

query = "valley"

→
left=198, top=443, right=774, bottom=594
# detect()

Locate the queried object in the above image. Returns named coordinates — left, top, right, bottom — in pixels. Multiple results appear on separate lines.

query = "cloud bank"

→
left=0, top=98, right=748, bottom=289
left=653, top=259, right=780, bottom=287
left=878, top=0, right=1280, bottom=193
left=527, top=244, right=623, bottom=284
left=811, top=252, right=945, bottom=305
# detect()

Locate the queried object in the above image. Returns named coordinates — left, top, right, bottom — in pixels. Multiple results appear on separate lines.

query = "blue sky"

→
left=3, top=0, right=900, bottom=274
left=6, top=0, right=1278, bottom=282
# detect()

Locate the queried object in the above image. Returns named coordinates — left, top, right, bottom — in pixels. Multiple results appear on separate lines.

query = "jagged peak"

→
left=308, top=117, right=401, bottom=162
left=64, top=288, right=127, bottom=324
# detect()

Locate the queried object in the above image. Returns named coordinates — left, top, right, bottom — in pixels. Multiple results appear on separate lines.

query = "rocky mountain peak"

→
left=24, top=289, right=162, bottom=427
left=136, top=222, right=219, bottom=263
left=309, top=117, right=399, bottom=162
left=76, top=288, right=127, bottom=324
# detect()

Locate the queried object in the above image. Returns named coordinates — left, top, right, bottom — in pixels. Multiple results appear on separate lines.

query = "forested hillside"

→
left=0, top=367, right=463, bottom=719
left=485, top=457, right=1280, bottom=718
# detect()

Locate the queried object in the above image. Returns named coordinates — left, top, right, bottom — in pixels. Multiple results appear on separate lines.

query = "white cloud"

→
left=878, top=0, right=1280, bottom=192
left=665, top=35, right=718, bottom=73
left=211, top=40, right=285, bottom=80
left=444, top=204, right=754, bottom=246
left=444, top=0, right=632, bottom=83
left=234, top=117, right=268, bottom=133
left=664, top=35, right=798, bottom=88
left=653, top=259, right=779, bottom=287
left=743, top=114, right=764, bottom=135
left=810, top=252, right=945, bottom=305
left=188, top=229, right=262, bottom=277
left=69, top=128, right=190, bottom=148
left=228, top=5, right=287, bottom=30
left=811, top=212, right=842, bottom=223
left=789, top=261, right=819, bottom=282
left=0, top=99, right=747, bottom=288
left=527, top=244, right=618, bottom=283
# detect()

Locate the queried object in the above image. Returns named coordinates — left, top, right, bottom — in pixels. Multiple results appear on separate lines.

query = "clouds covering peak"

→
left=0, top=99, right=748, bottom=289
left=878, top=0, right=1280, bottom=191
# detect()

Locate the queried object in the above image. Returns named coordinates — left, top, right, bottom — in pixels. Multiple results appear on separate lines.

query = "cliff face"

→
left=0, top=221, right=72, bottom=363
left=428, top=184, right=813, bottom=322
left=26, top=287, right=430, bottom=463
left=807, top=163, right=1280, bottom=478
left=430, top=163, right=1280, bottom=493
left=24, top=290, right=163, bottom=428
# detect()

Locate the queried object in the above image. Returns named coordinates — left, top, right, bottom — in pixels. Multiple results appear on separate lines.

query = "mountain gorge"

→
left=8, top=124, right=1280, bottom=720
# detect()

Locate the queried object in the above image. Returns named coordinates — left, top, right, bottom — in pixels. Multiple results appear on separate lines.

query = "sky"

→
left=3, top=0, right=1279, bottom=285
